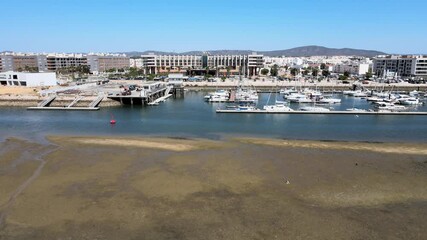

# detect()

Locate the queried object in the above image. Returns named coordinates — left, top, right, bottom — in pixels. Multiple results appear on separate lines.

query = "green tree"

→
left=312, top=68, right=319, bottom=76
left=302, top=68, right=310, bottom=76
left=365, top=69, right=373, bottom=79
left=322, top=70, right=330, bottom=77
left=226, top=66, right=231, bottom=77
left=290, top=68, right=299, bottom=76
left=261, top=68, right=269, bottom=75
left=320, top=63, right=327, bottom=70
left=339, top=75, right=348, bottom=80
left=343, top=71, right=350, bottom=78
left=270, top=64, right=278, bottom=76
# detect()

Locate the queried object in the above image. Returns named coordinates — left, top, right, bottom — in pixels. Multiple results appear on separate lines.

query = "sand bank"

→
left=235, top=137, right=427, bottom=155
left=1, top=136, right=426, bottom=239
left=48, top=136, right=222, bottom=152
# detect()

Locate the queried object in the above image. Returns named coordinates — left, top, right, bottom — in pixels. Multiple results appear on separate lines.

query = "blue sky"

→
left=1, top=0, right=426, bottom=53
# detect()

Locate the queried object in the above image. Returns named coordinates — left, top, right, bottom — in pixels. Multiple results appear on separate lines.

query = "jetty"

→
left=216, top=109, right=427, bottom=115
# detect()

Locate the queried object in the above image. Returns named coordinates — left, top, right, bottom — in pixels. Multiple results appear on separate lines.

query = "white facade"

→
left=373, top=55, right=427, bottom=77
left=0, top=71, right=57, bottom=87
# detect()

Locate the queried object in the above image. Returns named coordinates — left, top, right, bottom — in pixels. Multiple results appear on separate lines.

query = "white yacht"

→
left=398, top=97, right=421, bottom=105
left=318, top=97, right=341, bottom=104
left=235, top=88, right=258, bottom=103
left=204, top=89, right=230, bottom=102
left=299, top=106, right=331, bottom=112
left=346, top=108, right=367, bottom=112
left=279, top=88, right=298, bottom=95
left=352, top=90, right=369, bottom=98
left=374, top=102, right=406, bottom=112
left=263, top=103, right=294, bottom=112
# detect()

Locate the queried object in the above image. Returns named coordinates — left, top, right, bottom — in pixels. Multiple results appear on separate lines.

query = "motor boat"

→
left=374, top=102, right=406, bottom=112
left=346, top=108, right=367, bottom=112
left=299, top=106, right=331, bottom=112
left=398, top=97, right=422, bottom=105
left=204, top=89, right=230, bottom=102
left=263, top=103, right=294, bottom=112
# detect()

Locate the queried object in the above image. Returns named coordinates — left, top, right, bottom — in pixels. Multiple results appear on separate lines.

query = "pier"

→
left=216, top=109, right=427, bottom=115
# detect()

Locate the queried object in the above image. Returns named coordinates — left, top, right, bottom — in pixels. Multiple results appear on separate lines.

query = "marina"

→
left=1, top=90, right=427, bottom=143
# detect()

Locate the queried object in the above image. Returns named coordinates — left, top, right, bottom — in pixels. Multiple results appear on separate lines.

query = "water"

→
left=0, top=91, right=426, bottom=143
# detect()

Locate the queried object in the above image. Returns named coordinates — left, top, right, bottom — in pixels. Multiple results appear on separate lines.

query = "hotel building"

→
left=139, top=53, right=264, bottom=76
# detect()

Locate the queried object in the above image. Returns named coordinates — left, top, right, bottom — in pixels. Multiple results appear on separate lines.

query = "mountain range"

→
left=122, top=46, right=386, bottom=57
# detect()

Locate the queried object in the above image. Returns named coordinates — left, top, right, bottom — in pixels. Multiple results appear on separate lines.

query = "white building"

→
left=0, top=71, right=57, bottom=87
left=373, top=55, right=427, bottom=78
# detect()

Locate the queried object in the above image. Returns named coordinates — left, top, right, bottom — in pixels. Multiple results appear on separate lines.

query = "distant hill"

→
left=122, top=46, right=386, bottom=57
left=260, top=46, right=386, bottom=57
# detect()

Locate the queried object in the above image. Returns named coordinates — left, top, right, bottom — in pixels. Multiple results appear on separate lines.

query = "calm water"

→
left=1, top=91, right=426, bottom=143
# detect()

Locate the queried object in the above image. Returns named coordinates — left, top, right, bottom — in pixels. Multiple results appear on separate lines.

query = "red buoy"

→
left=110, top=114, right=116, bottom=124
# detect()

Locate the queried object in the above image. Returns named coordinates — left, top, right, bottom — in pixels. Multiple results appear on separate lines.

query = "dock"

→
left=27, top=94, right=104, bottom=111
left=216, top=109, right=427, bottom=115
left=27, top=106, right=99, bottom=111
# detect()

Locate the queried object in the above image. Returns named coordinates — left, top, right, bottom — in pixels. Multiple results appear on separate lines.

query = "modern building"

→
left=87, top=54, right=130, bottom=73
left=138, top=53, right=264, bottom=76
left=140, top=54, right=203, bottom=75
left=0, top=71, right=57, bottom=87
left=333, top=63, right=370, bottom=75
left=373, top=55, right=427, bottom=78
left=1, top=53, right=130, bottom=74
left=0, top=55, right=13, bottom=72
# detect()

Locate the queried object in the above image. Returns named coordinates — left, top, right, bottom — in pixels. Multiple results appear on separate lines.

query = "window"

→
left=13, top=75, right=18, bottom=79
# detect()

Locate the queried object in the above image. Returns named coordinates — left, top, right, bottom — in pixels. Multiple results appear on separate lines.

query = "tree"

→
left=270, top=64, right=278, bottom=76
left=343, top=71, right=350, bottom=78
left=226, top=66, right=231, bottom=77
left=261, top=68, right=269, bottom=75
left=290, top=68, right=299, bottom=76
left=365, top=70, right=373, bottom=79
left=312, top=68, right=319, bottom=77
left=322, top=70, right=330, bottom=77
left=302, top=68, right=310, bottom=76
left=320, top=63, right=327, bottom=70
left=339, top=75, right=348, bottom=80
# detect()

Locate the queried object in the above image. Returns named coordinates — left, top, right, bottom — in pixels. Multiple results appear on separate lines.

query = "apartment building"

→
left=414, top=56, right=427, bottom=76
left=373, top=55, right=427, bottom=78
left=333, top=63, right=370, bottom=75
left=87, top=54, right=130, bottom=73
left=0, top=53, right=130, bottom=73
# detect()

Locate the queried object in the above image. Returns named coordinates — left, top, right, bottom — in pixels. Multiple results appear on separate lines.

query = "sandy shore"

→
left=0, top=136, right=426, bottom=239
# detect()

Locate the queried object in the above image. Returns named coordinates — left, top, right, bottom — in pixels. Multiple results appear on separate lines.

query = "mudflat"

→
left=0, top=136, right=426, bottom=239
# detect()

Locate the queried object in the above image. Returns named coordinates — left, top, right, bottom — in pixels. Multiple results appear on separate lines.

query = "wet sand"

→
left=0, top=136, right=426, bottom=239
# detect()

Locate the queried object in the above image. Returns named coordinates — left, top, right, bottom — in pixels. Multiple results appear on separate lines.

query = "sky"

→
left=1, top=0, right=426, bottom=54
